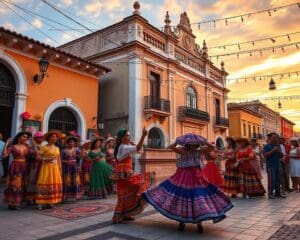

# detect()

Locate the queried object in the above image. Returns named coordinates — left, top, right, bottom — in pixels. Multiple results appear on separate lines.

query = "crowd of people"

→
left=0, top=129, right=299, bottom=233
left=222, top=133, right=300, bottom=199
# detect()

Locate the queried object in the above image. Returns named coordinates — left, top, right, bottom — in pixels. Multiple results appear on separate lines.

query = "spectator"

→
left=263, top=133, right=285, bottom=199
left=289, top=138, right=300, bottom=192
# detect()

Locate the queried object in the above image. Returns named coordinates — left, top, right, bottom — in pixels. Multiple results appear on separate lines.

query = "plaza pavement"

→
left=0, top=177, right=299, bottom=240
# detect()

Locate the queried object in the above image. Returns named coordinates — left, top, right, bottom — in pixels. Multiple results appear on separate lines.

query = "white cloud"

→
left=32, top=18, right=43, bottom=29
left=61, top=0, right=73, bottom=6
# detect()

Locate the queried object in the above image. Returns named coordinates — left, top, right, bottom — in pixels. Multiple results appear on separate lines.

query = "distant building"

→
left=227, top=101, right=281, bottom=137
left=228, top=104, right=263, bottom=139
left=281, top=116, right=295, bottom=139
left=0, top=27, right=109, bottom=140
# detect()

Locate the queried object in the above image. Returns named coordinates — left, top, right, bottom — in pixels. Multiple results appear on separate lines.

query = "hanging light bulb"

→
left=278, top=100, right=282, bottom=109
left=241, top=16, right=244, bottom=22
left=268, top=10, right=272, bottom=16
left=269, top=77, right=276, bottom=90
left=213, top=20, right=216, bottom=28
left=198, top=23, right=201, bottom=29
left=225, top=18, right=228, bottom=26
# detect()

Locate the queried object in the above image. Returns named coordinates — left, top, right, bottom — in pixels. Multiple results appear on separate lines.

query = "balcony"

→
left=214, top=117, right=229, bottom=130
left=178, top=106, right=210, bottom=123
left=144, top=96, right=171, bottom=120
left=252, top=133, right=263, bottom=139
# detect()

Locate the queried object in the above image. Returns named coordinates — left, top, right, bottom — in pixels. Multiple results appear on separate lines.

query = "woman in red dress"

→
left=111, top=127, right=154, bottom=223
left=236, top=138, right=265, bottom=197
left=203, top=148, right=224, bottom=188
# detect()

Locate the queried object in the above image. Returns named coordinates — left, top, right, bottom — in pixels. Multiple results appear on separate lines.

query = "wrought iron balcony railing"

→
left=144, top=96, right=170, bottom=113
left=178, top=106, right=210, bottom=122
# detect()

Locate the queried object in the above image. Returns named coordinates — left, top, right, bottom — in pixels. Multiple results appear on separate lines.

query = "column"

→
left=128, top=55, right=142, bottom=172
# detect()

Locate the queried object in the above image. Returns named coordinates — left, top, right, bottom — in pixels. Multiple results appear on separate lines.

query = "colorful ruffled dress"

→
left=81, top=148, right=93, bottom=193
left=88, top=150, right=113, bottom=198
left=143, top=150, right=233, bottom=223
left=105, top=148, right=117, bottom=168
left=111, top=144, right=154, bottom=223
left=36, top=145, right=63, bottom=204
left=236, top=147, right=265, bottom=197
left=26, top=144, right=42, bottom=202
left=61, top=148, right=83, bottom=201
left=223, top=149, right=239, bottom=195
left=4, top=144, right=29, bottom=207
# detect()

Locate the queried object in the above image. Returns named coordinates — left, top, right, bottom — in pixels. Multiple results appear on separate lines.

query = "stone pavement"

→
left=1, top=176, right=300, bottom=240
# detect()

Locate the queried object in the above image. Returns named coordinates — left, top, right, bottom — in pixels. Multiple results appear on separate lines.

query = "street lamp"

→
left=98, top=115, right=104, bottom=133
left=33, top=57, right=49, bottom=85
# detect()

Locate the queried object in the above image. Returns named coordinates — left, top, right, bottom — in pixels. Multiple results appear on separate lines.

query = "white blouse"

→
left=117, top=144, right=137, bottom=161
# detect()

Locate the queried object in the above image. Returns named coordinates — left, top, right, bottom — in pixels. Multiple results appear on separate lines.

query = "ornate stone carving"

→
left=178, top=12, right=192, bottom=33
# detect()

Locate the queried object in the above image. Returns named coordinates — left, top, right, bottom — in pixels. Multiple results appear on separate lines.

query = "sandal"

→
left=178, top=222, right=185, bottom=232
left=197, top=223, right=203, bottom=233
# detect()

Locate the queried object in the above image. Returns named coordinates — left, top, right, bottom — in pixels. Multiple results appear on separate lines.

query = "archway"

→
left=147, top=127, right=165, bottom=149
left=48, top=107, right=78, bottom=134
left=43, top=99, right=87, bottom=140
left=0, top=62, right=16, bottom=140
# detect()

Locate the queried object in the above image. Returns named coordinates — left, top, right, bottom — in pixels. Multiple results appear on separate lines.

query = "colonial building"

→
left=59, top=2, right=229, bottom=149
left=228, top=103, right=263, bottom=139
left=0, top=27, right=109, bottom=140
left=228, top=100, right=281, bottom=137
left=281, top=116, right=295, bottom=139
left=59, top=3, right=229, bottom=177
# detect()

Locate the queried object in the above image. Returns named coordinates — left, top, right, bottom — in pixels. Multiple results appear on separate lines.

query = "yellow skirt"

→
left=36, top=163, right=63, bottom=204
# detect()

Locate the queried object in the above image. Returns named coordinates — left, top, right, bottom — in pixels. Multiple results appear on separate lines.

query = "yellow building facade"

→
left=228, top=104, right=263, bottom=139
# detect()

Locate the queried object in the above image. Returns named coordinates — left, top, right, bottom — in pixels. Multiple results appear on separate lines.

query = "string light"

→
left=208, top=31, right=300, bottom=50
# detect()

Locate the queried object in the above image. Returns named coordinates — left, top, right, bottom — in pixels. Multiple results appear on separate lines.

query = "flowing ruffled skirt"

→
left=223, top=160, right=239, bottom=195
left=62, top=163, right=83, bottom=201
left=36, top=163, right=63, bottom=204
left=113, top=172, right=155, bottom=222
left=81, top=160, right=93, bottom=193
left=143, top=167, right=233, bottom=223
left=4, top=160, right=27, bottom=206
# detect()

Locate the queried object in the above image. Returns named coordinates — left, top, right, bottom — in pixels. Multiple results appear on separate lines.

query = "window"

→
left=248, top=124, right=251, bottom=138
left=253, top=126, right=256, bottom=137
left=49, top=107, right=78, bottom=134
left=186, top=86, right=197, bottom=109
left=147, top=127, right=164, bottom=149
left=243, top=123, right=246, bottom=136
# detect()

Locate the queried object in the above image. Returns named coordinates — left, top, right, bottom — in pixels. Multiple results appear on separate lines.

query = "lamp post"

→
left=33, top=57, right=49, bottom=85
left=98, top=114, right=104, bottom=135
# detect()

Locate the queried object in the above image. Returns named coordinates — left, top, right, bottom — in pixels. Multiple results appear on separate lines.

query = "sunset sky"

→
left=1, top=0, right=299, bottom=131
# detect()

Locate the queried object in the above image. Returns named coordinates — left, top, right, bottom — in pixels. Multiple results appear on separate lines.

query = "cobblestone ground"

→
left=1, top=177, right=300, bottom=240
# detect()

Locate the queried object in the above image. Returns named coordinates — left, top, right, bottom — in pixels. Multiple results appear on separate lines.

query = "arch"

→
left=186, top=85, right=197, bottom=109
left=146, top=122, right=169, bottom=148
left=215, top=136, right=225, bottom=150
left=43, top=99, right=86, bottom=140
left=0, top=51, right=27, bottom=136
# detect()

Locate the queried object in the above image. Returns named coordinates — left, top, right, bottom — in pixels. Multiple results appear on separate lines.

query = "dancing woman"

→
left=143, top=133, right=233, bottom=233
left=3, top=132, right=31, bottom=209
left=111, top=127, right=154, bottom=223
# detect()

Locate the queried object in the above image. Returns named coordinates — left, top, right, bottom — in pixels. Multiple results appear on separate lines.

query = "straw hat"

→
left=65, top=136, right=80, bottom=143
left=235, top=137, right=250, bottom=146
left=82, top=139, right=92, bottom=146
left=44, top=130, right=61, bottom=141
left=106, top=137, right=115, bottom=144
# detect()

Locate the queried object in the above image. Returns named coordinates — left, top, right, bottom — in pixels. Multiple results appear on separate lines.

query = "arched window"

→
left=49, top=107, right=78, bottom=134
left=186, top=86, right=197, bottom=109
left=147, top=127, right=164, bottom=149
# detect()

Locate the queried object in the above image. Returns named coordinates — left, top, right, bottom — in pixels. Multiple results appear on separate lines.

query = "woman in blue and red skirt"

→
left=3, top=132, right=31, bottom=209
left=143, top=133, right=233, bottom=233
left=61, top=136, right=83, bottom=202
